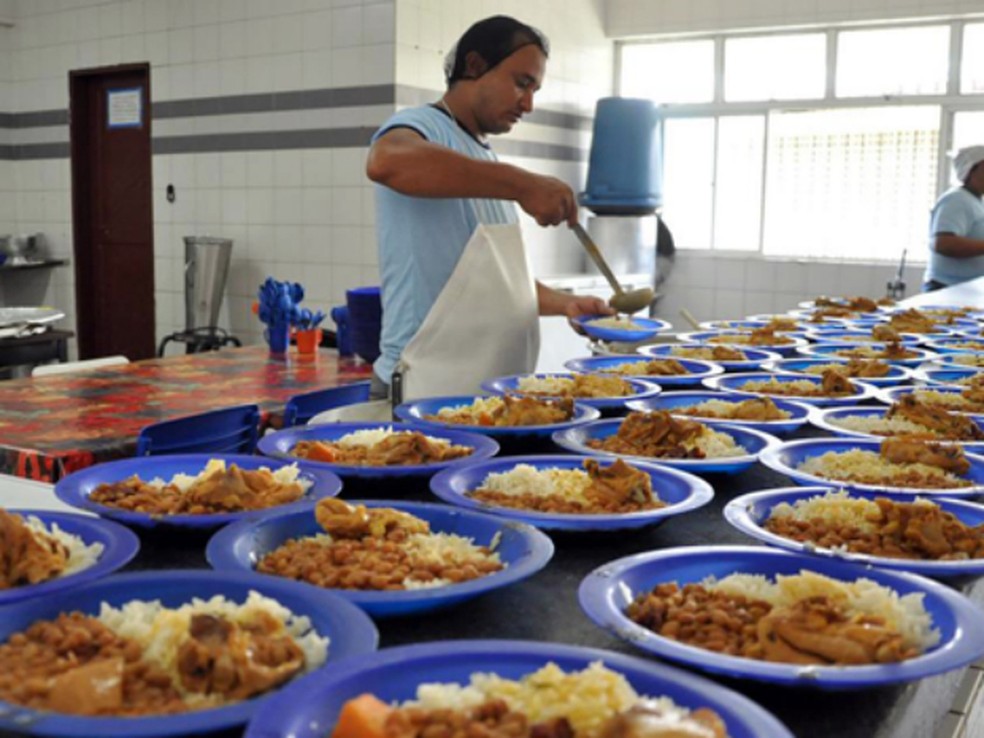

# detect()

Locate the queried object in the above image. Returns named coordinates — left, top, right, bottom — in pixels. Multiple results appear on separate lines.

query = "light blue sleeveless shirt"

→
left=371, top=105, right=519, bottom=383
left=925, top=186, right=984, bottom=286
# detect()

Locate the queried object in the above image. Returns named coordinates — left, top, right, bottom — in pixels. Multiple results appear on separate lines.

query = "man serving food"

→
left=366, top=15, right=612, bottom=401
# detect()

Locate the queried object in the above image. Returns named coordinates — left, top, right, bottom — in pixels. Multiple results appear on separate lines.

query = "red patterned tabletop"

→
left=0, top=346, right=373, bottom=482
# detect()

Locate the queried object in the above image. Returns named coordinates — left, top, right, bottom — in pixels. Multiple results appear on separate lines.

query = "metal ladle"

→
left=570, top=223, right=655, bottom=314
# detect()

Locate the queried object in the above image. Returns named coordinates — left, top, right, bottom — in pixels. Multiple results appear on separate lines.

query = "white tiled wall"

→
left=606, top=0, right=984, bottom=37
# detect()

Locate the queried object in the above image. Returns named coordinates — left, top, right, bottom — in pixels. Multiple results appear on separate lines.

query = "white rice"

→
left=478, top=464, right=593, bottom=504
left=333, top=426, right=448, bottom=448
left=702, top=569, right=939, bottom=653
left=798, top=449, right=968, bottom=487
left=829, top=414, right=935, bottom=436
left=517, top=376, right=576, bottom=394
left=693, top=428, right=746, bottom=457
left=950, top=355, right=984, bottom=367
left=909, top=390, right=984, bottom=411
left=97, top=591, right=328, bottom=701
left=151, top=459, right=310, bottom=493
left=680, top=398, right=792, bottom=420
left=588, top=316, right=646, bottom=330
left=768, top=489, right=881, bottom=534
left=22, top=515, right=104, bottom=577
left=739, top=378, right=834, bottom=395
left=406, top=662, right=714, bottom=738
left=434, top=397, right=504, bottom=420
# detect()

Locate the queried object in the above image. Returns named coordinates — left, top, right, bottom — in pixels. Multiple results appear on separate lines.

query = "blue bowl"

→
left=807, top=330, right=922, bottom=346
left=562, top=355, right=723, bottom=387
left=0, top=570, right=378, bottom=737
left=429, top=454, right=714, bottom=531
left=877, top=386, right=984, bottom=420
left=257, top=422, right=499, bottom=480
left=915, top=366, right=984, bottom=386
left=639, top=343, right=781, bottom=371
left=0, top=510, right=139, bottom=606
left=206, top=500, right=552, bottom=617
left=553, top=419, right=777, bottom=474
left=924, top=337, right=984, bottom=355
left=704, top=371, right=878, bottom=407
left=394, top=395, right=601, bottom=440
left=810, top=405, right=984, bottom=452
left=759, top=438, right=984, bottom=498
left=676, top=330, right=809, bottom=357
left=763, top=356, right=912, bottom=387
left=724, top=485, right=984, bottom=578
left=798, top=342, right=938, bottom=367
left=626, top=390, right=811, bottom=436
left=578, top=545, right=984, bottom=688
left=572, top=315, right=671, bottom=343
left=243, top=639, right=793, bottom=738
left=480, top=372, right=661, bottom=412
left=699, top=318, right=807, bottom=331
left=55, top=454, right=342, bottom=530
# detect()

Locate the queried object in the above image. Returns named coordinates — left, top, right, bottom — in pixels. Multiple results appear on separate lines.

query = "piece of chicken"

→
left=314, top=498, right=429, bottom=539
left=888, top=394, right=984, bottom=440
left=871, top=324, right=901, bottom=343
left=0, top=509, right=69, bottom=589
left=599, top=700, right=727, bottom=738
left=820, top=369, right=854, bottom=395
left=880, top=437, right=970, bottom=475
left=584, top=458, right=654, bottom=506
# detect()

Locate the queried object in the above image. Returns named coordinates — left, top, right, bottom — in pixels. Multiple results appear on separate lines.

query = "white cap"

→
left=951, top=145, right=984, bottom=182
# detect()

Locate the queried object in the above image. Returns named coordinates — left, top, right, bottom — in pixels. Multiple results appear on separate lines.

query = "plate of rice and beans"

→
left=394, top=395, right=600, bottom=439
left=809, top=398, right=984, bottom=450
left=626, top=391, right=810, bottom=436
left=429, top=454, right=713, bottom=531
left=639, top=343, right=781, bottom=371
left=573, top=315, right=671, bottom=343
left=562, top=356, right=724, bottom=387
left=914, top=366, right=984, bottom=387
left=578, top=546, right=984, bottom=687
left=924, top=337, right=984, bottom=355
left=759, top=438, right=984, bottom=498
left=243, top=640, right=794, bottom=738
left=257, top=423, right=499, bottom=480
left=552, top=411, right=778, bottom=474
left=0, top=509, right=139, bottom=605
left=677, top=330, right=809, bottom=357
left=480, top=372, right=661, bottom=412
left=207, top=499, right=552, bottom=617
left=704, top=371, right=878, bottom=407
left=55, top=455, right=343, bottom=529
left=798, top=342, right=937, bottom=367
left=0, top=570, right=377, bottom=737
left=763, top=357, right=911, bottom=387
left=724, top=486, right=984, bottom=578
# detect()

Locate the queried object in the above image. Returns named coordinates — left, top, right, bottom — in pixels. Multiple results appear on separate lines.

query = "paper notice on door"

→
left=107, top=87, right=142, bottom=128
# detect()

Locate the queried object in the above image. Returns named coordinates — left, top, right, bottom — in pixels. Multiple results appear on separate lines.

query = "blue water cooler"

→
left=578, top=97, right=665, bottom=287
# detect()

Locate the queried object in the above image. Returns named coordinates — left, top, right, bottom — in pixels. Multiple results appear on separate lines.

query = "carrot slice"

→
left=304, top=442, right=338, bottom=463
left=332, top=693, right=392, bottom=738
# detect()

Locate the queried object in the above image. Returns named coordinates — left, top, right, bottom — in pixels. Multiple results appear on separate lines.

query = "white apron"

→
left=396, top=223, right=540, bottom=401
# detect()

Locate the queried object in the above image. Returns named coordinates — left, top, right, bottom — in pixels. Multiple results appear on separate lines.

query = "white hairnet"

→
left=951, top=146, right=984, bottom=182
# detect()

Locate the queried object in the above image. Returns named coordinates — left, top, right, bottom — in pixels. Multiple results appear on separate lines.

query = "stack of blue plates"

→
left=346, top=286, right=382, bottom=363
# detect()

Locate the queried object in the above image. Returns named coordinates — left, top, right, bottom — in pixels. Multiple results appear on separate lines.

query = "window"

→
left=836, top=26, right=949, bottom=97
left=725, top=34, right=825, bottom=102
left=620, top=41, right=714, bottom=104
left=662, top=118, right=714, bottom=250
left=961, top=23, right=984, bottom=94
left=762, top=107, right=939, bottom=261
left=954, top=111, right=984, bottom=151
left=714, top=116, right=765, bottom=251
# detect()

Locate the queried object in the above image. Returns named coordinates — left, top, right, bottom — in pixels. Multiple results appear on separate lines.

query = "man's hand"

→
left=517, top=173, right=578, bottom=227
left=565, top=295, right=616, bottom=334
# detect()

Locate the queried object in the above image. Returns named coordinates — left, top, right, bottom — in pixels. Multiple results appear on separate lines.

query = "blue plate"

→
left=243, top=639, right=793, bottom=738
left=0, top=510, right=139, bottom=605
left=677, top=330, right=809, bottom=357
left=749, top=312, right=853, bottom=327
left=924, top=337, right=984, bottom=355
left=759, top=438, right=984, bottom=498
left=933, top=352, right=984, bottom=369
left=877, top=386, right=984, bottom=420
left=915, top=366, right=984, bottom=386
left=639, top=343, right=781, bottom=371
left=626, top=390, right=811, bottom=436
left=394, top=395, right=601, bottom=439
left=798, top=342, right=938, bottom=367
left=207, top=500, right=552, bottom=617
left=552, top=419, right=777, bottom=474
left=54, top=454, right=343, bottom=530
left=806, top=330, right=922, bottom=346
left=429, top=454, right=714, bottom=531
left=809, top=405, right=984, bottom=452
left=578, top=545, right=984, bottom=688
left=257, top=422, right=500, bottom=479
left=724, top=485, right=984, bottom=578
left=480, top=372, right=661, bottom=411
left=0, top=570, right=378, bottom=737
left=763, top=356, right=912, bottom=387
left=562, top=355, right=723, bottom=387
left=572, top=315, right=671, bottom=343
left=899, top=305, right=984, bottom=322
left=703, top=371, right=878, bottom=407
left=699, top=318, right=807, bottom=331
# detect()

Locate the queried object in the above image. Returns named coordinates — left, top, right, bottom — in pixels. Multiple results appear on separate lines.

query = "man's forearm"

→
left=933, top=234, right=984, bottom=258
left=536, top=281, right=576, bottom=316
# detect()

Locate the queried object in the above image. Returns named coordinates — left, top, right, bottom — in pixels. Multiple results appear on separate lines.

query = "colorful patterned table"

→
left=0, top=346, right=373, bottom=482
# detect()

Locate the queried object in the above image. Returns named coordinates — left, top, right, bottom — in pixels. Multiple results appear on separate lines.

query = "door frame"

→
left=68, top=62, right=153, bottom=359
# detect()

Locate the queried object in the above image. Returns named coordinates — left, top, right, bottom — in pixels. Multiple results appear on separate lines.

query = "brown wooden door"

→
left=70, top=64, right=155, bottom=360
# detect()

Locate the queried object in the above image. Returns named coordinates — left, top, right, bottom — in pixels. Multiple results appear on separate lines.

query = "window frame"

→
left=616, top=18, right=984, bottom=262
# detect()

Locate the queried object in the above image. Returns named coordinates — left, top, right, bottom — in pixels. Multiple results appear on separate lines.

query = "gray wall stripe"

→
left=151, top=127, right=378, bottom=154
left=6, top=142, right=70, bottom=160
